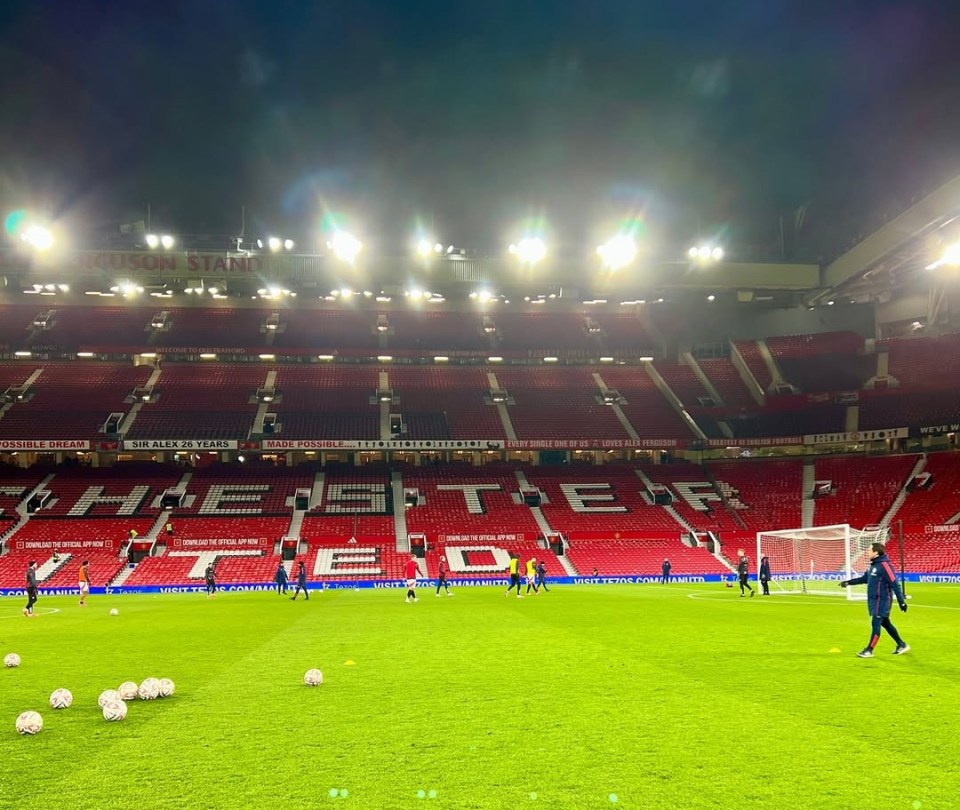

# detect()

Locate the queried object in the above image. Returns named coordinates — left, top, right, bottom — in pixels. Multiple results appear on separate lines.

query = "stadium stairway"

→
left=592, top=371, right=641, bottom=441
left=392, top=471, right=408, bottom=549
left=110, top=563, right=137, bottom=588
left=644, top=363, right=710, bottom=441
left=0, top=472, right=56, bottom=547
left=514, top=469, right=554, bottom=538
left=488, top=371, right=518, bottom=440
left=36, top=552, right=72, bottom=581
left=802, top=461, right=816, bottom=528
left=881, top=455, right=927, bottom=528
left=633, top=468, right=695, bottom=533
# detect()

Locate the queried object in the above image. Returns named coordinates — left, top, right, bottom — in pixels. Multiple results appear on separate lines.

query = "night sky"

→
left=1, top=0, right=958, bottom=257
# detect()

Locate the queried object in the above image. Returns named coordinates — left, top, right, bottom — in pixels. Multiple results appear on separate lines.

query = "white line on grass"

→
left=0, top=607, right=61, bottom=619
left=685, top=592, right=960, bottom=610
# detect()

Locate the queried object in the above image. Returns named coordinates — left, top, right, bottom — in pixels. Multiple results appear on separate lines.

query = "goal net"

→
left=756, top=524, right=889, bottom=599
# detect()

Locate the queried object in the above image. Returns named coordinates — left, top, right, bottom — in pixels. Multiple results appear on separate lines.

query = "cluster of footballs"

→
left=6, top=653, right=175, bottom=735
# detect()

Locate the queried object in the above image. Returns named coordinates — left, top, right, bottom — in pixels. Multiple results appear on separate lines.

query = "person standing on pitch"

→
left=291, top=559, right=309, bottom=601
left=435, top=555, right=452, bottom=597
left=79, top=559, right=91, bottom=606
left=23, top=560, right=38, bottom=617
left=759, top=555, right=771, bottom=596
left=525, top=556, right=539, bottom=595
left=737, top=552, right=755, bottom=597
left=661, top=558, right=672, bottom=584
left=205, top=563, right=217, bottom=598
left=405, top=554, right=421, bottom=603
left=841, top=542, right=909, bottom=658
left=536, top=559, right=549, bottom=592
left=275, top=561, right=288, bottom=595
left=505, top=552, right=523, bottom=598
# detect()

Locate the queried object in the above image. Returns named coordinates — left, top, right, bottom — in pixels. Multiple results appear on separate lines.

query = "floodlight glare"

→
left=927, top=242, right=960, bottom=270
left=268, top=237, right=282, bottom=252
left=509, top=237, right=546, bottom=265
left=687, top=246, right=699, bottom=259
left=160, top=234, right=175, bottom=250
left=711, top=246, right=724, bottom=260
left=597, top=235, right=637, bottom=270
left=328, top=231, right=363, bottom=264
left=145, top=234, right=160, bottom=249
left=284, top=239, right=295, bottom=251
left=22, top=225, right=54, bottom=251
left=416, top=239, right=433, bottom=258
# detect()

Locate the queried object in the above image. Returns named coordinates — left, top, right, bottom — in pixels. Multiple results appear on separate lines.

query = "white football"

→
left=4, top=653, right=21, bottom=668
left=98, top=689, right=121, bottom=709
left=49, top=688, right=73, bottom=709
left=102, top=699, right=127, bottom=722
left=15, top=710, right=43, bottom=735
left=117, top=681, right=138, bottom=700
left=158, top=678, right=175, bottom=698
left=109, top=608, right=119, bottom=616
left=138, top=678, right=160, bottom=700
left=304, top=668, right=323, bottom=686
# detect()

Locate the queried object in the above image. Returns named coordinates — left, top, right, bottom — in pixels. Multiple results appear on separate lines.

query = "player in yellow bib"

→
left=504, top=552, right=523, bottom=598
left=525, top=557, right=539, bottom=595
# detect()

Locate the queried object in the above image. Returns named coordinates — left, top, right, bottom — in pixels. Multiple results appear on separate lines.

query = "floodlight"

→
left=927, top=242, right=960, bottom=270
left=597, top=235, right=637, bottom=270
left=509, top=237, right=546, bottom=265
left=267, top=237, right=281, bottom=252
left=687, top=246, right=699, bottom=259
left=711, top=246, right=724, bottom=260
left=707, top=294, right=716, bottom=302
left=284, top=239, right=294, bottom=250
left=416, top=239, right=433, bottom=258
left=328, top=231, right=362, bottom=264
left=145, top=234, right=160, bottom=249
left=160, top=234, right=175, bottom=249
left=22, top=225, right=54, bottom=251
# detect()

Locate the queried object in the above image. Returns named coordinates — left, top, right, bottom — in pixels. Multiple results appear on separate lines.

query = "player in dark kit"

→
left=205, top=563, right=217, bottom=598
left=841, top=542, right=909, bottom=658
left=737, top=554, right=755, bottom=597
left=274, top=562, right=288, bottom=595
left=291, top=560, right=309, bottom=600
left=22, top=560, right=38, bottom=617
left=661, top=558, right=671, bottom=584
left=759, top=556, right=771, bottom=595
left=435, top=555, right=453, bottom=597
left=536, top=560, right=549, bottom=592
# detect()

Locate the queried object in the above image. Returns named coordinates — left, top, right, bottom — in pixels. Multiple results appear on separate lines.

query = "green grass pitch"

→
left=1, top=583, right=957, bottom=809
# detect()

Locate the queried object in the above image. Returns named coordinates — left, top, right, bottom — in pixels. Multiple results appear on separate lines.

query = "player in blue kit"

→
left=841, top=542, right=908, bottom=658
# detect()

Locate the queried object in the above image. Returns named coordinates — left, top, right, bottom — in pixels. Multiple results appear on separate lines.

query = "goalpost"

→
left=756, top=523, right=889, bottom=599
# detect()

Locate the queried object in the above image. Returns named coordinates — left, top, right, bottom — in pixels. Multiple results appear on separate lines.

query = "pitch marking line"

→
left=0, top=607, right=61, bottom=619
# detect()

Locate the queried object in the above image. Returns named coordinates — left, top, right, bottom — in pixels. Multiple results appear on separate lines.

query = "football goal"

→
left=755, top=523, right=889, bottom=599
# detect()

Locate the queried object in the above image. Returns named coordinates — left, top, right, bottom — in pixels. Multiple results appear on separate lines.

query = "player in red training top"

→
left=405, top=554, right=421, bottom=603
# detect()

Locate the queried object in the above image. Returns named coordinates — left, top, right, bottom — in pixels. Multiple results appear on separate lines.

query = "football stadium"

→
left=3, top=4, right=960, bottom=809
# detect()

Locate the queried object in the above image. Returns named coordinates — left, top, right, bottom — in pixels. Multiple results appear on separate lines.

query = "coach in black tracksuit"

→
left=23, top=560, right=38, bottom=617
left=841, top=542, right=908, bottom=659
left=737, top=555, right=754, bottom=597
